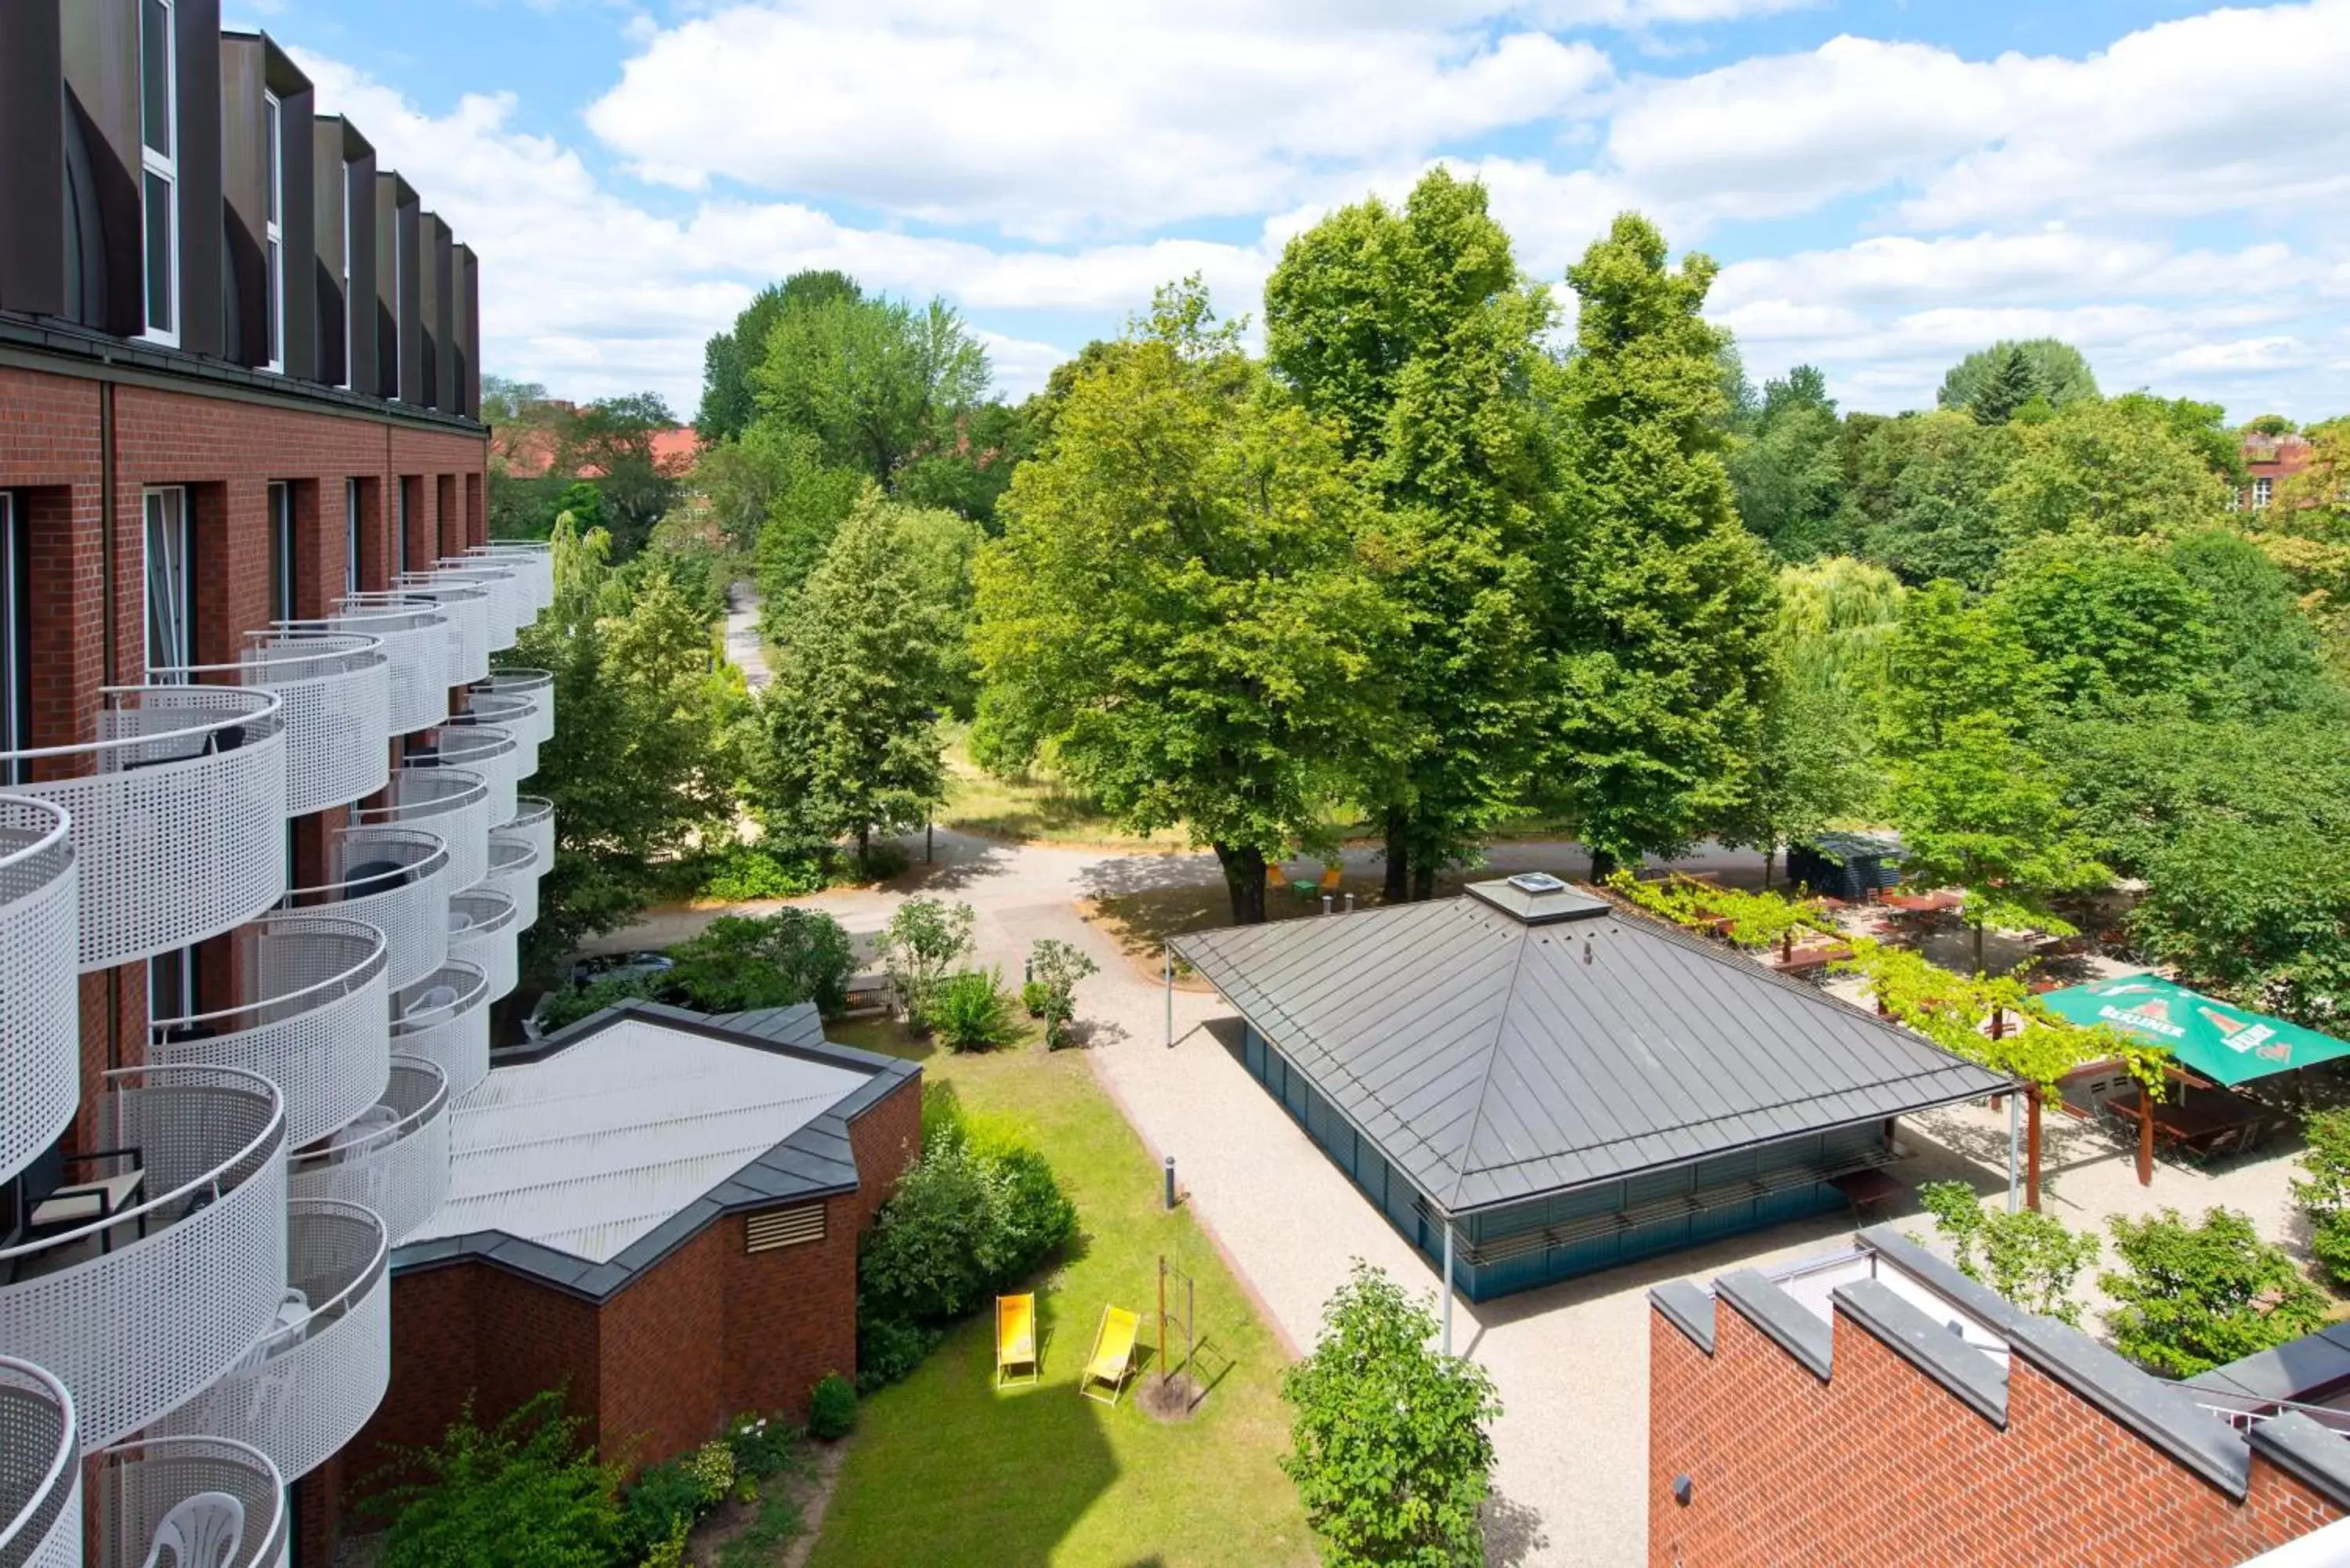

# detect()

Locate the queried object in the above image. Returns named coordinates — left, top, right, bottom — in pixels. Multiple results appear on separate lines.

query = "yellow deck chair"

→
left=1079, top=1305, right=1140, bottom=1406
left=996, top=1293, right=1039, bottom=1388
left=1318, top=865, right=1343, bottom=894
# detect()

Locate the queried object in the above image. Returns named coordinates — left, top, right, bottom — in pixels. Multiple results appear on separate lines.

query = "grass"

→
left=806, top=1019, right=1317, bottom=1568
left=935, top=728, right=1188, bottom=850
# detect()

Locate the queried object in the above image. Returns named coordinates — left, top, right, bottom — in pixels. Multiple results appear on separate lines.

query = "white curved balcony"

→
left=152, top=1201, right=389, bottom=1484
left=452, top=693, right=537, bottom=781
left=0, top=1066, right=287, bottom=1451
left=313, top=600, right=449, bottom=738
left=391, top=962, right=492, bottom=1102
left=280, top=826, right=450, bottom=992
left=1, top=687, right=286, bottom=970
left=0, top=798, right=78, bottom=1187
left=430, top=559, right=523, bottom=652
left=0, top=1357, right=79, bottom=1568
left=92, top=1438, right=286, bottom=1568
left=482, top=832, right=540, bottom=933
left=356, top=768, right=490, bottom=891
left=150, top=917, right=391, bottom=1147
left=464, top=544, right=553, bottom=616
left=470, top=670, right=553, bottom=748
left=504, top=797, right=555, bottom=876
left=380, top=580, right=492, bottom=687
left=154, top=634, right=391, bottom=815
left=449, top=887, right=519, bottom=1003
left=287, top=1057, right=450, bottom=1246
left=413, top=725, right=518, bottom=826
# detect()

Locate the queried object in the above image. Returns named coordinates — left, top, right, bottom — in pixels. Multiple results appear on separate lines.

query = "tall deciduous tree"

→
left=1728, top=365, right=1848, bottom=560
left=555, top=393, right=689, bottom=556
left=974, top=281, right=1397, bottom=923
left=1936, top=338, right=2099, bottom=414
left=757, top=489, right=953, bottom=866
left=753, top=292, right=991, bottom=486
left=696, top=270, right=862, bottom=443
left=1264, top=168, right=1553, bottom=900
left=1989, top=394, right=2232, bottom=541
left=1540, top=213, right=1779, bottom=878
left=1846, top=410, right=2023, bottom=591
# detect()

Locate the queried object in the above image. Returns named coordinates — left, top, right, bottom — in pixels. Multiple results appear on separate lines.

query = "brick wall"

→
left=1650, top=1296, right=2345, bottom=1566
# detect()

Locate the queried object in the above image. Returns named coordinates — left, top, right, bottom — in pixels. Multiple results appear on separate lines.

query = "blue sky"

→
left=238, top=0, right=2350, bottom=423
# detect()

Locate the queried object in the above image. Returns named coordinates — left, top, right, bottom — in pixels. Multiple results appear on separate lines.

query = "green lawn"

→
left=935, top=728, right=1188, bottom=850
left=808, top=1021, right=1317, bottom=1568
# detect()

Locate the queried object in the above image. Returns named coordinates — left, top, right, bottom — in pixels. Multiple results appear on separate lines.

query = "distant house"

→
left=2236, top=430, right=2314, bottom=512
left=494, top=407, right=700, bottom=480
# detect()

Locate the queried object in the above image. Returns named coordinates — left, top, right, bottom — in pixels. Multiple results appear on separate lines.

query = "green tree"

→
left=974, top=280, right=1399, bottom=923
left=1918, top=1180, right=2099, bottom=1325
left=754, top=293, right=991, bottom=486
left=1281, top=1262, right=1500, bottom=1568
left=756, top=490, right=953, bottom=865
left=877, top=897, right=976, bottom=1023
left=1936, top=338, right=2099, bottom=414
left=1846, top=410, right=2022, bottom=591
left=557, top=393, right=687, bottom=556
left=1026, top=938, right=1099, bottom=1048
left=2132, top=818, right=2350, bottom=1028
left=1264, top=168, right=1553, bottom=900
left=1990, top=394, right=2232, bottom=542
left=2101, top=1208, right=2330, bottom=1377
left=2292, top=1108, right=2350, bottom=1288
left=1728, top=365, right=1848, bottom=560
left=746, top=428, right=868, bottom=623
left=1541, top=214, right=1780, bottom=878
left=1878, top=580, right=2040, bottom=755
left=362, top=1390, right=620, bottom=1568
left=660, top=909, right=858, bottom=1015
left=697, top=271, right=862, bottom=443
left=1987, top=536, right=2218, bottom=714
left=1965, top=344, right=2041, bottom=426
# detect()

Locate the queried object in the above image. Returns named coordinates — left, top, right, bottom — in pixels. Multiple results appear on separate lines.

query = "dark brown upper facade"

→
left=0, top=0, right=480, bottom=422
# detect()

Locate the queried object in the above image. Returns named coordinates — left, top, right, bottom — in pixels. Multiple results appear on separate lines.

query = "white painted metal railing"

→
left=469, top=670, right=553, bottom=748
left=92, top=1437, right=287, bottom=1568
left=391, top=962, right=493, bottom=1102
left=356, top=768, right=490, bottom=891
left=430, top=559, right=524, bottom=652
left=451, top=693, right=537, bottom=781
left=417, top=725, right=517, bottom=826
left=0, top=1066, right=287, bottom=1451
left=0, top=687, right=287, bottom=970
left=308, top=600, right=449, bottom=738
left=280, top=826, right=450, bottom=992
left=150, top=634, right=390, bottom=814
left=376, top=580, right=492, bottom=687
left=152, top=1201, right=389, bottom=1484
left=463, top=543, right=553, bottom=614
left=149, top=916, right=391, bottom=1146
left=481, top=832, right=540, bottom=932
left=449, top=887, right=519, bottom=1003
left=503, top=797, right=555, bottom=879
left=287, top=1057, right=451, bottom=1247
left=0, top=798, right=78, bottom=1187
left=0, top=1356, right=78, bottom=1568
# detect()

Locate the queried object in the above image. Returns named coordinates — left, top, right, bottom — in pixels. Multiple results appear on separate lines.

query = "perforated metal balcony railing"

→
left=0, top=1356, right=78, bottom=1568
left=92, top=1437, right=287, bottom=1568
left=151, top=633, right=391, bottom=814
left=280, top=826, right=450, bottom=992
left=391, top=962, right=492, bottom=1102
left=354, top=767, right=490, bottom=891
left=504, top=797, right=555, bottom=876
left=0, top=1066, right=287, bottom=1451
left=450, top=692, right=537, bottom=782
left=0, top=798, right=77, bottom=1188
left=0, top=686, right=287, bottom=970
left=305, top=600, right=450, bottom=738
left=463, top=543, right=554, bottom=616
left=481, top=832, right=540, bottom=932
left=149, top=916, right=391, bottom=1146
left=371, top=580, right=492, bottom=687
left=448, top=887, right=519, bottom=1003
left=429, top=558, right=525, bottom=652
left=469, top=670, right=553, bottom=748
left=152, top=1201, right=389, bottom=1483
left=411, top=724, right=518, bottom=826
left=287, top=1057, right=451, bottom=1246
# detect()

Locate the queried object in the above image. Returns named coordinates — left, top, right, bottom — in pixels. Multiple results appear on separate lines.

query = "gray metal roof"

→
left=1171, top=885, right=2009, bottom=1214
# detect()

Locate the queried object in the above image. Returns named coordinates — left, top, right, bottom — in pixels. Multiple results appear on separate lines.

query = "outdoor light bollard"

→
left=1322, top=894, right=1332, bottom=915
left=1164, top=1155, right=1177, bottom=1211
left=1344, top=892, right=1355, bottom=912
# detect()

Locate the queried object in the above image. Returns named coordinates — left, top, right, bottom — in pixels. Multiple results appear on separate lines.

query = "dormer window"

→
left=139, top=0, right=179, bottom=345
left=264, top=92, right=284, bottom=372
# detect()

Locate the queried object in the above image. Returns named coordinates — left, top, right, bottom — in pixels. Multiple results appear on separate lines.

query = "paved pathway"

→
left=724, top=580, right=771, bottom=688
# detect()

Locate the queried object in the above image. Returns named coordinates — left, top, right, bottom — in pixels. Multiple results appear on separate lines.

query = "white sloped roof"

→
left=408, top=1016, right=870, bottom=1263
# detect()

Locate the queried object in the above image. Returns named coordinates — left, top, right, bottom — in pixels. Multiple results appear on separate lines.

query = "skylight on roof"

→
left=1508, top=872, right=1569, bottom=895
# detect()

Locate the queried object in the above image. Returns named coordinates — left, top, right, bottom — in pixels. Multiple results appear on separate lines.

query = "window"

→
left=143, top=487, right=191, bottom=677
left=345, top=479, right=362, bottom=597
left=263, top=93, right=283, bottom=372
left=2254, top=477, right=2274, bottom=510
left=149, top=945, right=194, bottom=1028
left=268, top=482, right=295, bottom=621
left=139, top=0, right=178, bottom=345
left=396, top=479, right=410, bottom=572
left=338, top=161, right=353, bottom=389
left=0, top=496, right=27, bottom=786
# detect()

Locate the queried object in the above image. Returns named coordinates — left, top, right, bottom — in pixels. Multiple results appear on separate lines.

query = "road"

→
left=724, top=580, right=770, bottom=688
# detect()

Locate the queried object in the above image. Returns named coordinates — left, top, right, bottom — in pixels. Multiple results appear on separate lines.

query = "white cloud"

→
left=2157, top=336, right=2315, bottom=374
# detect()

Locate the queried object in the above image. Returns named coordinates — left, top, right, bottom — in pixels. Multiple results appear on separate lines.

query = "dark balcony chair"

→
left=340, top=860, right=412, bottom=900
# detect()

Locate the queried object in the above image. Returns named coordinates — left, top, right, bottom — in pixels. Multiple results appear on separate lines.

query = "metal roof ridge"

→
left=1442, top=909, right=1546, bottom=1211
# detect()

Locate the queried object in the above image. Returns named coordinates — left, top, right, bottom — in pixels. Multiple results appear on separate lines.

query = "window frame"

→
left=0, top=495, right=27, bottom=785
left=268, top=482, right=295, bottom=622
left=138, top=0, right=179, bottom=347
left=345, top=479, right=362, bottom=598
left=2253, top=476, right=2274, bottom=510
left=338, top=161, right=355, bottom=390
left=263, top=92, right=284, bottom=373
left=142, top=486, right=193, bottom=680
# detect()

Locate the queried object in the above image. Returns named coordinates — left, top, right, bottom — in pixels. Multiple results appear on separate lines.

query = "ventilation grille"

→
left=745, top=1203, right=826, bottom=1253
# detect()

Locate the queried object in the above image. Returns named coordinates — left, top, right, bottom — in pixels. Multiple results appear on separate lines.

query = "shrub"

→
left=1917, top=1180, right=2099, bottom=1325
left=2293, top=1108, right=2350, bottom=1288
left=536, top=971, right=664, bottom=1035
left=614, top=1443, right=731, bottom=1565
left=879, top=897, right=975, bottom=1021
left=855, top=1304, right=945, bottom=1393
left=1021, top=980, right=1050, bottom=1017
left=927, top=967, right=1021, bottom=1051
left=1028, top=938, right=1099, bottom=1047
left=808, top=1373, right=857, bottom=1440
left=2101, top=1207, right=2331, bottom=1376
left=698, top=844, right=829, bottom=901
left=723, top=1412, right=800, bottom=1481
left=662, top=909, right=858, bottom=1015
left=1282, top=1263, right=1500, bottom=1568
left=362, top=1390, right=620, bottom=1568
left=638, top=1516, right=689, bottom=1568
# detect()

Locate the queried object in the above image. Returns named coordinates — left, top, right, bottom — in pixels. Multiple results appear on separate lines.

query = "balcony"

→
left=1, top=686, right=287, bottom=970
left=430, top=558, right=526, bottom=652
left=392, top=962, right=492, bottom=1102
left=482, top=831, right=541, bottom=932
left=356, top=767, right=491, bottom=891
left=449, top=887, right=519, bottom=1003
left=413, top=725, right=518, bottom=826
left=0, top=1066, right=287, bottom=1450
left=470, top=669, right=554, bottom=749
left=452, top=692, right=537, bottom=782
left=152, top=1201, right=389, bottom=1484
left=280, top=826, right=450, bottom=992
left=149, top=916, right=391, bottom=1147
left=0, top=1357, right=79, bottom=1568
left=0, top=797, right=78, bottom=1187
left=152, top=633, right=391, bottom=815
left=91, top=1438, right=287, bottom=1568
left=311, top=600, right=450, bottom=738
left=463, top=544, right=554, bottom=618
left=287, top=1057, right=451, bottom=1245
left=504, top=797, right=556, bottom=876
left=378, top=580, right=493, bottom=688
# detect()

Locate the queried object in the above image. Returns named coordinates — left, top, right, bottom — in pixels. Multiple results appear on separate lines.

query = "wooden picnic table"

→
left=2102, top=1086, right=2270, bottom=1162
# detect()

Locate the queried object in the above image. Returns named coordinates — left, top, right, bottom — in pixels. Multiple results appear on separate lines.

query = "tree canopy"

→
left=1936, top=338, right=2099, bottom=415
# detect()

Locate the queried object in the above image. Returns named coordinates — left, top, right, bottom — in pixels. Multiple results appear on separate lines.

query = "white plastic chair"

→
left=331, top=1104, right=403, bottom=1162
left=140, top=1490, right=244, bottom=1568
left=403, top=984, right=459, bottom=1019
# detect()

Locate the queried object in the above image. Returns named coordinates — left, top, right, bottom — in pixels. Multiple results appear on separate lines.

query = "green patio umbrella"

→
left=2037, top=974, right=2350, bottom=1087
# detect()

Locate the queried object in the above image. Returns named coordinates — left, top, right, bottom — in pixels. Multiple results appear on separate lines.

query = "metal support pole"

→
left=1441, top=1219, right=1455, bottom=1357
left=1163, top=1155, right=1177, bottom=1211
left=1163, top=946, right=1173, bottom=1049
left=2007, top=1092, right=2021, bottom=1213
left=1159, top=1256, right=1170, bottom=1389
